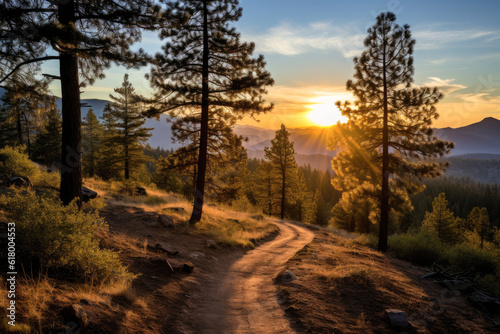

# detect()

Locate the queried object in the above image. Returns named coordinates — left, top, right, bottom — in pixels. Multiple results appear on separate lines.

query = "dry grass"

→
left=278, top=230, right=493, bottom=334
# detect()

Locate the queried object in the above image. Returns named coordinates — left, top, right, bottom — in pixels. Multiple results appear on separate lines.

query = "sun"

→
left=307, top=99, right=347, bottom=127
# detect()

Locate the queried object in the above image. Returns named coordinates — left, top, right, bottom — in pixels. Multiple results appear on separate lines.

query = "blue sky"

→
left=45, top=0, right=500, bottom=129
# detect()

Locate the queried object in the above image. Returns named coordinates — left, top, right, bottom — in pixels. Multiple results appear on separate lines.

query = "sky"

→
left=44, top=0, right=500, bottom=129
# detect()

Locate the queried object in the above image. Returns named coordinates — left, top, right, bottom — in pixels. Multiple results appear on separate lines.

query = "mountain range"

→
left=2, top=89, right=500, bottom=171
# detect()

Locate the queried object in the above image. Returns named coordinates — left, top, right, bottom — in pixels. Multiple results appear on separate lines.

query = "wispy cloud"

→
left=248, top=21, right=499, bottom=58
left=413, top=29, right=497, bottom=49
left=457, top=92, right=500, bottom=104
left=421, top=77, right=466, bottom=95
left=247, top=22, right=365, bottom=58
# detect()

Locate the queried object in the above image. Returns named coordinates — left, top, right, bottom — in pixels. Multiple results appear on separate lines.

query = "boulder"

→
left=385, top=309, right=408, bottom=329
left=81, top=186, right=98, bottom=202
left=8, top=176, right=32, bottom=188
left=135, top=186, right=147, bottom=196
left=158, top=214, right=174, bottom=228
left=227, top=219, right=240, bottom=225
left=60, top=304, right=89, bottom=328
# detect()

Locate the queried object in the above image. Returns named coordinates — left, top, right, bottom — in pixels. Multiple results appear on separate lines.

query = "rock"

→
left=249, top=238, right=257, bottom=245
left=206, top=239, right=217, bottom=249
left=227, top=219, right=240, bottom=225
left=8, top=176, right=32, bottom=188
left=60, top=304, right=89, bottom=328
left=158, top=214, right=174, bottom=228
left=135, top=186, right=147, bottom=196
left=81, top=186, right=98, bottom=202
left=251, top=215, right=264, bottom=221
left=189, top=251, right=206, bottom=258
left=151, top=242, right=179, bottom=255
left=277, top=270, right=298, bottom=284
left=167, top=259, right=194, bottom=274
left=385, top=309, right=408, bottom=329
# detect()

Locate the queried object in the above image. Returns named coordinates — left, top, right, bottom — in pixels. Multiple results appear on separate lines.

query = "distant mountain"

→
left=2, top=85, right=500, bottom=164
left=235, top=125, right=336, bottom=157
left=434, top=117, right=500, bottom=155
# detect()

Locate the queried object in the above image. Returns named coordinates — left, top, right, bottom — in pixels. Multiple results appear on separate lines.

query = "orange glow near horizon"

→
left=307, top=96, right=348, bottom=127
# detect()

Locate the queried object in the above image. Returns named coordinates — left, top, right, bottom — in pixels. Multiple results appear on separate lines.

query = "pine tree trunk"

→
left=379, top=40, right=390, bottom=252
left=189, top=0, right=209, bottom=224
left=58, top=0, right=82, bottom=207
left=124, top=86, right=129, bottom=180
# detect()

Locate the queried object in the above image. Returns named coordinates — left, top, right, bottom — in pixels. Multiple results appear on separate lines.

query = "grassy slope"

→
left=0, top=180, right=277, bottom=333
left=276, top=228, right=498, bottom=334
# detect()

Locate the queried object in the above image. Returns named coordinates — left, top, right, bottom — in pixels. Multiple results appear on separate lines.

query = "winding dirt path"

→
left=186, top=220, right=315, bottom=334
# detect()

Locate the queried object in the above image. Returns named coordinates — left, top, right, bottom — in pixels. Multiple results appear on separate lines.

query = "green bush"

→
left=0, top=146, right=38, bottom=179
left=444, top=244, right=499, bottom=275
left=0, top=190, right=131, bottom=283
left=388, top=231, right=445, bottom=266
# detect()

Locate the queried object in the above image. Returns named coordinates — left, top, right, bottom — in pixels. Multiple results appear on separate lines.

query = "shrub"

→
left=0, top=190, right=131, bottom=283
left=0, top=146, right=39, bottom=179
left=444, top=244, right=499, bottom=275
left=388, top=231, right=445, bottom=266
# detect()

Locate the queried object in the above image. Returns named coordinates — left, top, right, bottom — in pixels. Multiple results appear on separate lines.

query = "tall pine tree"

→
left=147, top=0, right=274, bottom=223
left=264, top=124, right=297, bottom=220
left=0, top=0, right=164, bottom=206
left=108, top=74, right=152, bottom=180
left=331, top=12, right=453, bottom=251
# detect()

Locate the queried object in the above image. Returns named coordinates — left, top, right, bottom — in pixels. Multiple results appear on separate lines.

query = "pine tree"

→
left=108, top=74, right=152, bottom=180
left=97, top=104, right=122, bottom=180
left=422, top=193, right=459, bottom=244
left=252, top=161, right=280, bottom=216
left=265, top=124, right=297, bottom=220
left=286, top=168, right=313, bottom=223
left=32, top=107, right=62, bottom=166
left=467, top=207, right=491, bottom=249
left=147, top=0, right=274, bottom=223
left=0, top=0, right=164, bottom=206
left=331, top=12, right=454, bottom=252
left=311, top=189, right=331, bottom=226
left=81, top=109, right=104, bottom=177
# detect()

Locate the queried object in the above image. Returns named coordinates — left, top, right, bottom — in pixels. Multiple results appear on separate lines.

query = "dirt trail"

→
left=185, top=220, right=314, bottom=334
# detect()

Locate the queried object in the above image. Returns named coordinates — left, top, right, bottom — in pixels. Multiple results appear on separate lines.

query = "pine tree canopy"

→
left=146, top=0, right=274, bottom=223
left=107, top=74, right=153, bottom=180
left=330, top=12, right=454, bottom=251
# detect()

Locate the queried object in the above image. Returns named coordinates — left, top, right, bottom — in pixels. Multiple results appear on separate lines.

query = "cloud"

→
left=247, top=22, right=365, bottom=58
left=457, top=93, right=500, bottom=104
left=248, top=21, right=499, bottom=58
left=413, top=29, right=497, bottom=49
left=421, top=77, right=466, bottom=95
